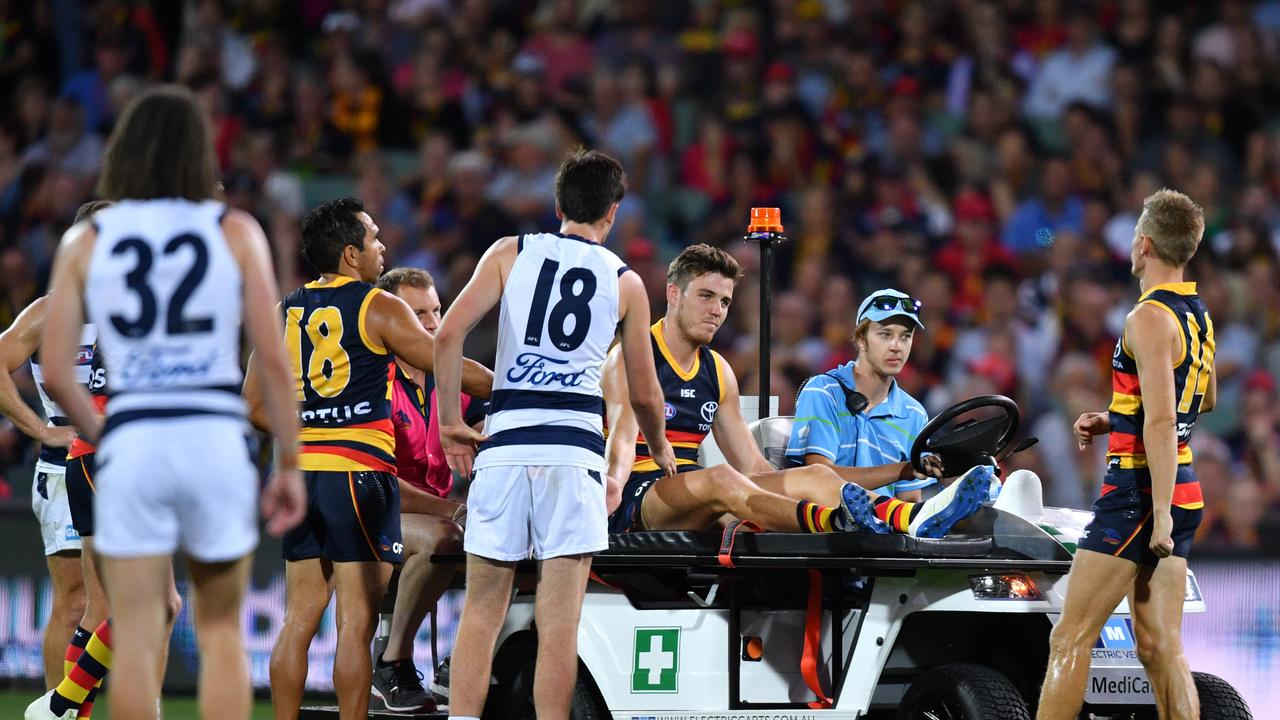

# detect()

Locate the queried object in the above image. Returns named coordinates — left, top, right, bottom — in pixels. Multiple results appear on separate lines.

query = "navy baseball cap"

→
left=857, top=288, right=924, bottom=330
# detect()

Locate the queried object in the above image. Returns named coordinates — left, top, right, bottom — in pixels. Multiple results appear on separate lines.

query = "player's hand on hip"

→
left=650, top=438, right=678, bottom=477
left=40, top=425, right=77, bottom=449
left=441, top=422, right=486, bottom=478
left=1149, top=509, right=1175, bottom=559
left=1073, top=412, right=1111, bottom=450
left=262, top=468, right=306, bottom=536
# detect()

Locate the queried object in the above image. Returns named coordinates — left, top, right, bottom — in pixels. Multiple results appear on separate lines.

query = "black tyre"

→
left=897, top=663, right=1030, bottom=720
left=1195, top=671, right=1252, bottom=720
left=483, top=634, right=608, bottom=720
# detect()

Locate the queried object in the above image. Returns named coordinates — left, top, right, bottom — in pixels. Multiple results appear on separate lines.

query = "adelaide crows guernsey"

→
left=631, top=319, right=725, bottom=473
left=283, top=276, right=395, bottom=473
left=477, top=232, right=627, bottom=472
left=1105, top=282, right=1214, bottom=509
left=67, top=341, right=109, bottom=460
left=29, top=324, right=97, bottom=473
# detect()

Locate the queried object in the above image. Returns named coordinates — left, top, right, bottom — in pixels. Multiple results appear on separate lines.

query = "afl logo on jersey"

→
left=700, top=401, right=719, bottom=423
left=664, top=402, right=677, bottom=420
left=77, top=346, right=94, bottom=363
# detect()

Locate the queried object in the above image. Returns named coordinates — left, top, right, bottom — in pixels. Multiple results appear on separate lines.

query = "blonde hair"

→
left=1136, top=188, right=1205, bottom=267
left=376, top=267, right=435, bottom=295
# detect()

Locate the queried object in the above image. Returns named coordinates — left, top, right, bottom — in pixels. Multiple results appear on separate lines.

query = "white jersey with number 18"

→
left=476, top=232, right=628, bottom=472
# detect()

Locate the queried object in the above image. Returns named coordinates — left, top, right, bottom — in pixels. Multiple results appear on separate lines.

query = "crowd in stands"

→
left=1, top=0, right=1278, bottom=555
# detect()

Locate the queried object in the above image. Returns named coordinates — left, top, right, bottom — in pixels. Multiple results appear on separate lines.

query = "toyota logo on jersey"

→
left=700, top=401, right=718, bottom=423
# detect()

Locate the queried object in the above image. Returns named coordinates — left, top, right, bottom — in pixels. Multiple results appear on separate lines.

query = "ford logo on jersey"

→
left=506, top=352, right=586, bottom=387
left=119, top=348, right=216, bottom=387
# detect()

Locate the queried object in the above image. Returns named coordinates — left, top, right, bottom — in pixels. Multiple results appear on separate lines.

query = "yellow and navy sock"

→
left=874, top=497, right=919, bottom=533
left=796, top=500, right=837, bottom=532
left=62, top=625, right=91, bottom=676
left=49, top=619, right=112, bottom=716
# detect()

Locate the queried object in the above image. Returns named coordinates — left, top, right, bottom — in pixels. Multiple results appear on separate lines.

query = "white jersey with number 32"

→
left=85, top=200, right=246, bottom=427
left=477, top=232, right=628, bottom=472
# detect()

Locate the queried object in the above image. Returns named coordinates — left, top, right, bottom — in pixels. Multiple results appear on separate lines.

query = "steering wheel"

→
left=910, top=395, right=1020, bottom=476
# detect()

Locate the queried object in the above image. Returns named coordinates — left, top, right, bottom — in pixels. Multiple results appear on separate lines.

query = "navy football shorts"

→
left=1078, top=465, right=1202, bottom=567
left=608, top=464, right=703, bottom=533
left=284, top=470, right=403, bottom=563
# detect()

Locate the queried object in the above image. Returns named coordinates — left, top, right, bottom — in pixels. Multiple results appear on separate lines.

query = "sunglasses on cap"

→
left=864, top=294, right=922, bottom=315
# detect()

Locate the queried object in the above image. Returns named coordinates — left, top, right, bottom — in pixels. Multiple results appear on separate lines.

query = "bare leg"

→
left=79, top=538, right=109, bottom=630
left=449, top=555, right=517, bottom=717
left=1036, top=549, right=1140, bottom=720
left=332, top=560, right=393, bottom=720
left=270, top=559, right=334, bottom=720
left=160, top=561, right=184, bottom=687
left=750, top=464, right=848, bottom=508
left=382, top=515, right=461, bottom=662
left=101, top=554, right=170, bottom=720
left=532, top=555, right=592, bottom=720
left=1130, top=557, right=1198, bottom=720
left=187, top=555, right=252, bottom=720
left=642, top=465, right=808, bottom=531
left=44, top=552, right=86, bottom=689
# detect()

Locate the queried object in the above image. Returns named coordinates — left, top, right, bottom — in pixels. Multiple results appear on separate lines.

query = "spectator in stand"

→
left=1002, top=155, right=1085, bottom=254
left=20, top=98, right=102, bottom=178
left=59, top=31, right=131, bottom=134
left=485, top=121, right=558, bottom=232
left=522, top=0, right=594, bottom=106
left=1227, top=371, right=1280, bottom=508
left=1023, top=5, right=1117, bottom=121
left=1032, top=353, right=1108, bottom=509
left=934, top=189, right=1017, bottom=318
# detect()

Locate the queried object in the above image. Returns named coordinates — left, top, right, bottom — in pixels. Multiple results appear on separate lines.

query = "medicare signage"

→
left=632, top=627, right=680, bottom=693
left=1083, top=615, right=1154, bottom=704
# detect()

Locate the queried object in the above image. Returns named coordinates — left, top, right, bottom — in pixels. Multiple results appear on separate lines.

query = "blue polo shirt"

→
left=784, top=361, right=932, bottom=497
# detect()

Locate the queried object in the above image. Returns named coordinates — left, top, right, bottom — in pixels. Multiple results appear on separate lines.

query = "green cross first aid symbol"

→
left=632, top=627, right=680, bottom=693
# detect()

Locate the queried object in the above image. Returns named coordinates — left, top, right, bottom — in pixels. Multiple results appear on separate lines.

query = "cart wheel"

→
left=1195, top=671, right=1253, bottom=720
left=484, top=634, right=609, bottom=720
left=897, top=663, right=1030, bottom=720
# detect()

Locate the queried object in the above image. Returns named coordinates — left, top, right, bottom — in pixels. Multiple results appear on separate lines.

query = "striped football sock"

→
left=873, top=497, right=920, bottom=534
left=796, top=500, right=837, bottom=532
left=49, top=619, right=112, bottom=716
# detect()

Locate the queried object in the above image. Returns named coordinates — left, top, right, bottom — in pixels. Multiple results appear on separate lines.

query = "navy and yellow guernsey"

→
left=631, top=319, right=726, bottom=473
left=1104, top=282, right=1214, bottom=510
left=282, top=275, right=396, bottom=473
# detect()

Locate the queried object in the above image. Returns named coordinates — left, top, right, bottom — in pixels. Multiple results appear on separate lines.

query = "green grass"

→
left=0, top=690, right=276, bottom=719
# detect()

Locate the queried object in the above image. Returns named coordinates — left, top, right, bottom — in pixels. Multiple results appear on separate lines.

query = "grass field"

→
left=0, top=690, right=276, bottom=719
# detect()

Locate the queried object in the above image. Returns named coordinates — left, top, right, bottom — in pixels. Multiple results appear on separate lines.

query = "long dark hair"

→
left=96, top=85, right=218, bottom=202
